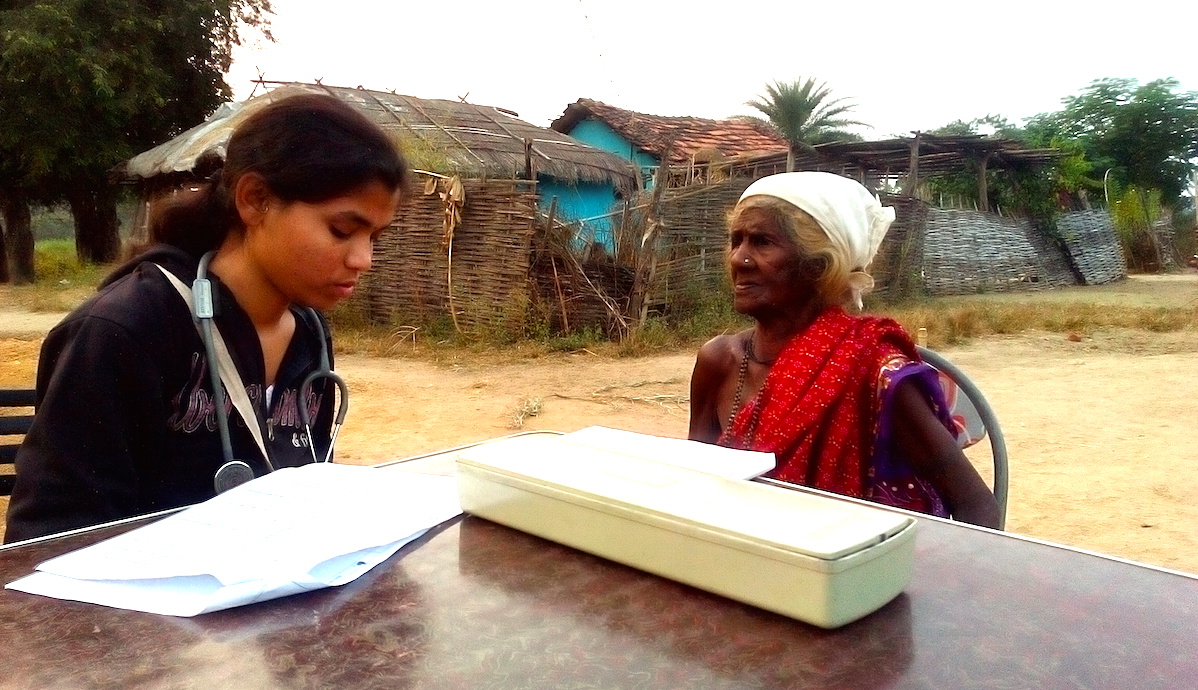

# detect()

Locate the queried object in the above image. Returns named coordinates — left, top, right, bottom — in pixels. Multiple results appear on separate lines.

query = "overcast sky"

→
left=227, top=0, right=1198, bottom=138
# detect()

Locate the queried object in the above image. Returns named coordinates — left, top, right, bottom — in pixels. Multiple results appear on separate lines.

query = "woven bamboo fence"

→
left=1055, top=210, right=1126, bottom=284
left=638, top=179, right=1123, bottom=303
left=921, top=208, right=1078, bottom=296
left=352, top=175, right=1127, bottom=337
left=353, top=178, right=540, bottom=334
left=646, top=178, right=753, bottom=312
left=528, top=248, right=634, bottom=336
left=1152, top=211, right=1178, bottom=270
left=344, top=177, right=633, bottom=337
left=871, top=195, right=927, bottom=300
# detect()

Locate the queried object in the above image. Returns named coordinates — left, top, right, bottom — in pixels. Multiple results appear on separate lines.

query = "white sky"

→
left=228, top=0, right=1198, bottom=138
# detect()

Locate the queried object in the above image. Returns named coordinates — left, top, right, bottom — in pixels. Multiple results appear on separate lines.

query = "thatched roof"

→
left=122, top=83, right=637, bottom=188
left=730, top=133, right=1062, bottom=176
left=551, top=98, right=789, bottom=165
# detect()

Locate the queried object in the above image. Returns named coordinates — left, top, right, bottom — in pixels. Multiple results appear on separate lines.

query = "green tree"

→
left=0, top=0, right=272, bottom=281
left=745, top=78, right=864, bottom=172
left=1108, top=183, right=1168, bottom=271
left=1035, top=78, right=1198, bottom=205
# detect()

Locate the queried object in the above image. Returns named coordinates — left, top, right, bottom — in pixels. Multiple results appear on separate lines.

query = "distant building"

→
left=550, top=98, right=789, bottom=188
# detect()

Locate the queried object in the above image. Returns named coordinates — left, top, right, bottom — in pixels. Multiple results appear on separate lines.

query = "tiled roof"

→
left=551, top=98, right=789, bottom=165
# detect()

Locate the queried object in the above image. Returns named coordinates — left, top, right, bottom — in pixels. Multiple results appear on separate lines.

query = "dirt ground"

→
left=2, top=275, right=1197, bottom=574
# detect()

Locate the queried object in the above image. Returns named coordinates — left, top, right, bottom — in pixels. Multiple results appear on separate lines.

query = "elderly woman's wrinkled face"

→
left=727, top=207, right=818, bottom=317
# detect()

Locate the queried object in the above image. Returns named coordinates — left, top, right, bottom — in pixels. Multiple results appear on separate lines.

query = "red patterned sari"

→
left=718, top=307, right=951, bottom=516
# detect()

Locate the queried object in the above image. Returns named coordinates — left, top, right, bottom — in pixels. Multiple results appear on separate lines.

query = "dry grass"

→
left=876, top=277, right=1197, bottom=348
left=509, top=398, right=543, bottom=429
left=546, top=377, right=691, bottom=417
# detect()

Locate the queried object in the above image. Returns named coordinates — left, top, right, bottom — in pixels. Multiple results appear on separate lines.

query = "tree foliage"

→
left=745, top=78, right=864, bottom=172
left=1107, top=183, right=1168, bottom=271
left=0, top=0, right=272, bottom=277
left=923, top=79, right=1197, bottom=270
left=1031, top=78, right=1198, bottom=205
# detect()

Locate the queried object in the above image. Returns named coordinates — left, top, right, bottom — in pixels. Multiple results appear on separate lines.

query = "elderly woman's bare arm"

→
left=689, top=336, right=734, bottom=444
left=891, top=379, right=1002, bottom=529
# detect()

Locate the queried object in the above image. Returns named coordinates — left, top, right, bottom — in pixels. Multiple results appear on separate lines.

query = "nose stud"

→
left=743, top=258, right=750, bottom=265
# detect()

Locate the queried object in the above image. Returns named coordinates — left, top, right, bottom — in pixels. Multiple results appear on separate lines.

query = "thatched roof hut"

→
left=123, top=82, right=635, bottom=189
left=120, top=82, right=639, bottom=337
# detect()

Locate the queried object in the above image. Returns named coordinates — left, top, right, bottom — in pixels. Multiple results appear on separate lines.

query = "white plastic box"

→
left=455, top=434, right=916, bottom=629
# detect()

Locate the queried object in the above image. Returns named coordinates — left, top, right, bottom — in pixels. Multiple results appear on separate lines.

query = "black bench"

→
left=0, top=389, right=35, bottom=496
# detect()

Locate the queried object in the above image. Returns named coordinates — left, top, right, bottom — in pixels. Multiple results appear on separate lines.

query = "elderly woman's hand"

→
left=890, top=380, right=1002, bottom=529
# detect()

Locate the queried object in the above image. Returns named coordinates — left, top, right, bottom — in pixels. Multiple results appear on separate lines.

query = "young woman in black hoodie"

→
left=6, top=93, right=409, bottom=542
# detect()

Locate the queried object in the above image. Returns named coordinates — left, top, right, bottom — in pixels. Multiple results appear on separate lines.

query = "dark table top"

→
left=1, top=462, right=1197, bottom=688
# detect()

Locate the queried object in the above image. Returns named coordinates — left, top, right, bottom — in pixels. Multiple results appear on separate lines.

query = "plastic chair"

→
left=917, top=347, right=1008, bottom=529
left=0, top=389, right=36, bottom=496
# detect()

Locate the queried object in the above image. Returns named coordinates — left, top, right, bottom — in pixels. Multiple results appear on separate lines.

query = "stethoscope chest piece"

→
left=214, top=460, right=256, bottom=494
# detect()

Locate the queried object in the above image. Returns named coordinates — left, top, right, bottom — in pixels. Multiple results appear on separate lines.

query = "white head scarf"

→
left=738, top=172, right=895, bottom=308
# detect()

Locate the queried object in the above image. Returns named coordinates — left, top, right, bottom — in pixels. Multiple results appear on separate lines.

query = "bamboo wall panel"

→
left=1152, top=212, right=1178, bottom=269
left=528, top=255, right=634, bottom=336
left=647, top=180, right=926, bottom=306
left=921, top=208, right=1077, bottom=296
left=648, top=179, right=753, bottom=311
left=358, top=179, right=539, bottom=333
left=1056, top=210, right=1126, bottom=284
left=871, top=195, right=927, bottom=300
left=357, top=177, right=1126, bottom=336
left=639, top=180, right=1120, bottom=304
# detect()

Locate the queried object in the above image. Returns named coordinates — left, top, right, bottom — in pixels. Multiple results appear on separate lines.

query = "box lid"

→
left=558, top=426, right=776, bottom=480
left=456, top=434, right=913, bottom=563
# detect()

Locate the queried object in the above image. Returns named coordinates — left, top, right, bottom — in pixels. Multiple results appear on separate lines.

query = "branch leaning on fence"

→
left=562, top=232, right=631, bottom=339
left=426, top=175, right=466, bottom=333
left=628, top=142, right=675, bottom=332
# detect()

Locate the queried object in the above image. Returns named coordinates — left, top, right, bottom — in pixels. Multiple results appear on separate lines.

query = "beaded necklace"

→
left=725, top=334, right=774, bottom=445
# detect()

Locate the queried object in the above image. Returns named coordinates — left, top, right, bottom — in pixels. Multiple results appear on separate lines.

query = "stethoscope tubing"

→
left=300, top=367, right=348, bottom=464
left=194, top=251, right=346, bottom=491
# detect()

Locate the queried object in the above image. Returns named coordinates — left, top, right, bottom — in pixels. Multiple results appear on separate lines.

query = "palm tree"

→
left=745, top=78, right=865, bottom=172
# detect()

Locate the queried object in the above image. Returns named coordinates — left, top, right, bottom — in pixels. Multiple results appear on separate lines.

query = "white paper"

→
left=6, top=463, right=462, bottom=616
left=558, top=426, right=776, bottom=480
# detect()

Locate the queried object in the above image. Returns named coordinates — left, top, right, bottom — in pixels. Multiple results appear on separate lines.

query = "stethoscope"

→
left=193, top=251, right=349, bottom=494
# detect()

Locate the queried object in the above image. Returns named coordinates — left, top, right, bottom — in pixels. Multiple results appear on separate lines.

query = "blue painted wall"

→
left=537, top=177, right=621, bottom=253
left=568, top=118, right=657, bottom=189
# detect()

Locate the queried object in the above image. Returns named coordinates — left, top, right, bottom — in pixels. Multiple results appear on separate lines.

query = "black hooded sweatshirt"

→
left=5, top=245, right=334, bottom=543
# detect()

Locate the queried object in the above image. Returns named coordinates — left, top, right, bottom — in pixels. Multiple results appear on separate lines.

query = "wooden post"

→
left=550, top=257, right=570, bottom=334
left=543, top=197, right=569, bottom=333
left=628, top=143, right=674, bottom=333
left=902, top=131, right=922, bottom=196
left=977, top=151, right=992, bottom=212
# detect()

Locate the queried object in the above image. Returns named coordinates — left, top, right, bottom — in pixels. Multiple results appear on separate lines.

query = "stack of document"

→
left=6, top=463, right=462, bottom=616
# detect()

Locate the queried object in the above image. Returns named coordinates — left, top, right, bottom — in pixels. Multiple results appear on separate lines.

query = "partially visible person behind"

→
left=5, top=93, right=409, bottom=542
left=689, top=172, right=1000, bottom=528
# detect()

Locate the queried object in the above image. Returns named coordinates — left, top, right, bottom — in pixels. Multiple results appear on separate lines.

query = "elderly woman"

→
left=689, top=172, right=1000, bottom=529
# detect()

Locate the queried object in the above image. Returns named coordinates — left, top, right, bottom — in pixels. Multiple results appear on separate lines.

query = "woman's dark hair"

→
left=151, top=93, right=410, bottom=256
